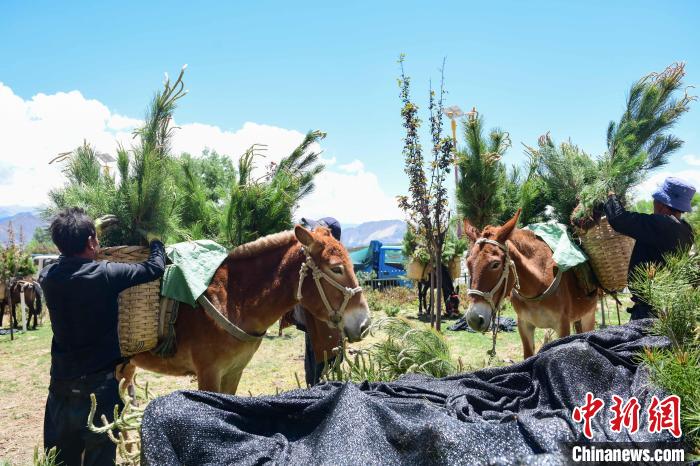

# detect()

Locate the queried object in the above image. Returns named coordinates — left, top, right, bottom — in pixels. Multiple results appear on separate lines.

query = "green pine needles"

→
left=456, top=113, right=511, bottom=230
left=45, top=67, right=326, bottom=248
left=630, top=251, right=700, bottom=449
left=524, top=63, right=695, bottom=228
left=325, top=317, right=457, bottom=383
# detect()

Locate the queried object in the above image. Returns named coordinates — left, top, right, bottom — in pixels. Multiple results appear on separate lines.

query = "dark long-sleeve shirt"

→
left=39, top=241, right=166, bottom=380
left=604, top=195, right=694, bottom=300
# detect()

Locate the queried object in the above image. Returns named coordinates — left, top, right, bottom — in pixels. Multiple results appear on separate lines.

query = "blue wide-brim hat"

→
left=301, top=217, right=342, bottom=241
left=652, top=177, right=696, bottom=212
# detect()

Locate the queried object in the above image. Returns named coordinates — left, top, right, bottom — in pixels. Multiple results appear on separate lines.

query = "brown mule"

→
left=128, top=225, right=371, bottom=394
left=463, top=210, right=597, bottom=359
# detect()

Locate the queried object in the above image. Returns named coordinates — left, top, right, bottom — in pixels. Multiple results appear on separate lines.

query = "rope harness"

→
left=196, top=247, right=362, bottom=343
left=296, top=247, right=363, bottom=326
left=466, top=237, right=563, bottom=361
left=467, top=238, right=564, bottom=315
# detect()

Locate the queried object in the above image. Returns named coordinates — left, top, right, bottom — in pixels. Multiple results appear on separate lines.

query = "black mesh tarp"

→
left=141, top=320, right=682, bottom=465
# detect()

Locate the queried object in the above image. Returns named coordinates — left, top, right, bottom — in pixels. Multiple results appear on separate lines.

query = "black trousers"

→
left=44, top=371, right=123, bottom=466
left=628, top=301, right=654, bottom=321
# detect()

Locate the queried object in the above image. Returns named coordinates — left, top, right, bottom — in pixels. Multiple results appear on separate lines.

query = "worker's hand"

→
left=137, top=228, right=161, bottom=244
left=608, top=190, right=616, bottom=197
left=95, top=215, right=119, bottom=236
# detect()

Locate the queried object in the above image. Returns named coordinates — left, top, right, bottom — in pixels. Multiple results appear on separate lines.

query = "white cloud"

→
left=0, top=83, right=136, bottom=206
left=339, top=160, right=364, bottom=173
left=632, top=170, right=700, bottom=200
left=172, top=121, right=320, bottom=171
left=297, top=160, right=403, bottom=224
left=0, top=82, right=400, bottom=225
left=682, top=154, right=700, bottom=166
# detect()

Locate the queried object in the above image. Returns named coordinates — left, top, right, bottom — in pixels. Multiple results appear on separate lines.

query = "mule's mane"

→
left=228, top=230, right=297, bottom=260
left=480, top=226, right=541, bottom=258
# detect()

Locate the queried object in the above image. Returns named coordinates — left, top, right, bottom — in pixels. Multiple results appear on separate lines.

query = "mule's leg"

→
left=197, top=368, right=222, bottom=392
left=417, top=282, right=425, bottom=315
left=517, top=319, right=536, bottom=359
left=26, top=302, right=34, bottom=330
left=220, top=370, right=244, bottom=395
left=580, top=309, right=596, bottom=332
left=558, top=317, right=571, bottom=338
left=573, top=320, right=583, bottom=334
left=11, top=304, right=18, bottom=328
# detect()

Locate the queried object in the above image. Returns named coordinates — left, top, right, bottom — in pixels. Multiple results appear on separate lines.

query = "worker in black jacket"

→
left=39, top=208, right=165, bottom=465
left=604, top=177, right=695, bottom=320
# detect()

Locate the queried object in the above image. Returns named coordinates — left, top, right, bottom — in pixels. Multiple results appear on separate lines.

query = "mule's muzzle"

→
left=466, top=302, right=492, bottom=333
left=343, top=306, right=370, bottom=343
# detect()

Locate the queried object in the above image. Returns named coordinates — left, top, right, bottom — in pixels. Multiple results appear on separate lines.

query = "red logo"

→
left=647, top=395, right=682, bottom=438
left=572, top=393, right=682, bottom=438
left=610, top=395, right=641, bottom=434
left=572, top=392, right=605, bottom=439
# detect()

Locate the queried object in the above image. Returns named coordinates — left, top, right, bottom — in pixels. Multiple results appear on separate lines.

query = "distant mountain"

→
left=0, top=205, right=39, bottom=218
left=341, top=220, right=406, bottom=249
left=0, top=211, right=45, bottom=245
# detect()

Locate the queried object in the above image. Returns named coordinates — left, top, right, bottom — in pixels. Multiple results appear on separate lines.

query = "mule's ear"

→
left=295, top=225, right=321, bottom=253
left=463, top=219, right=480, bottom=242
left=496, top=209, right=521, bottom=243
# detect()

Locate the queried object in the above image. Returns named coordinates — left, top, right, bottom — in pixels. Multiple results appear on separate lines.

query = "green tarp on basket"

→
left=160, top=240, right=229, bottom=306
left=523, top=222, right=588, bottom=272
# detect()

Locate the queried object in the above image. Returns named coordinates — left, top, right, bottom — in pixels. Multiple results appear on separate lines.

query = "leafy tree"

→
left=44, top=66, right=325, bottom=250
left=524, top=133, right=598, bottom=224
left=46, top=67, right=188, bottom=246
left=497, top=166, right=522, bottom=225
left=576, top=63, right=695, bottom=225
left=456, top=113, right=511, bottom=229
left=222, top=133, right=325, bottom=247
left=0, top=222, right=36, bottom=280
left=26, top=227, right=59, bottom=254
left=396, top=56, right=454, bottom=330
left=522, top=63, right=695, bottom=229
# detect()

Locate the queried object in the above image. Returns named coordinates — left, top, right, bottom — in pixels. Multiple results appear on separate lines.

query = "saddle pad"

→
left=160, top=240, right=229, bottom=306
left=523, top=222, right=588, bottom=272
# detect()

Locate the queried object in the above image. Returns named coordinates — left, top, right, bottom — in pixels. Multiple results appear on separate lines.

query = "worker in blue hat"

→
left=604, top=177, right=695, bottom=319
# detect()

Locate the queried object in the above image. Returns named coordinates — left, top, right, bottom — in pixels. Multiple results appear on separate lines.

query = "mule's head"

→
left=294, top=225, right=370, bottom=342
left=464, top=209, right=520, bottom=332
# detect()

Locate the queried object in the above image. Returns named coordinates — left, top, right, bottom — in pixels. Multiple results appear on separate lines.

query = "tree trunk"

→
left=436, top=248, right=443, bottom=332
left=429, top=271, right=435, bottom=328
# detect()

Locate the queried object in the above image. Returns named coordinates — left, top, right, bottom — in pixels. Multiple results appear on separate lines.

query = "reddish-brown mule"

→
left=126, top=225, right=370, bottom=394
left=463, top=210, right=597, bottom=359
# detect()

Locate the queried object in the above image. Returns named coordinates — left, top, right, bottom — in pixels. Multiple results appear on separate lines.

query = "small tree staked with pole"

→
left=397, top=56, right=454, bottom=331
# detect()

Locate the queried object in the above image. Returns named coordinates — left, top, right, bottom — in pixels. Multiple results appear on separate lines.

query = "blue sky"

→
left=1, top=1, right=699, bottom=223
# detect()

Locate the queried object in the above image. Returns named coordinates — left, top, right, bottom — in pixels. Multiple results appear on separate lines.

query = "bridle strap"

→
left=467, top=238, right=518, bottom=313
left=467, top=237, right=563, bottom=313
left=296, top=247, right=363, bottom=325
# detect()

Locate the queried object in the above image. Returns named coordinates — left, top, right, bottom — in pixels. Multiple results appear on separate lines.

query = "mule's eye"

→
left=331, top=265, right=344, bottom=274
left=490, top=261, right=501, bottom=269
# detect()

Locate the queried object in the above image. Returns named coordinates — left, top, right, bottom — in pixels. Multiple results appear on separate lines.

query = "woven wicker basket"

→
left=406, top=260, right=432, bottom=280
left=448, top=258, right=461, bottom=280
left=579, top=217, right=635, bottom=292
left=96, top=246, right=161, bottom=356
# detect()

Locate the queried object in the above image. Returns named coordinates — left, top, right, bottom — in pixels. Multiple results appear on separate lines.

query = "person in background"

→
left=604, top=177, right=695, bottom=320
left=282, top=217, right=344, bottom=387
left=39, top=208, right=165, bottom=465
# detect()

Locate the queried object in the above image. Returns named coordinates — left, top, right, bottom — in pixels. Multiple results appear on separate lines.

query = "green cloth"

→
left=523, top=222, right=588, bottom=272
left=160, top=240, right=229, bottom=306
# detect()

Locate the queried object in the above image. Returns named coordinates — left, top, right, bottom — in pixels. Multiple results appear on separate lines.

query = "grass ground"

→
left=0, top=290, right=630, bottom=464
